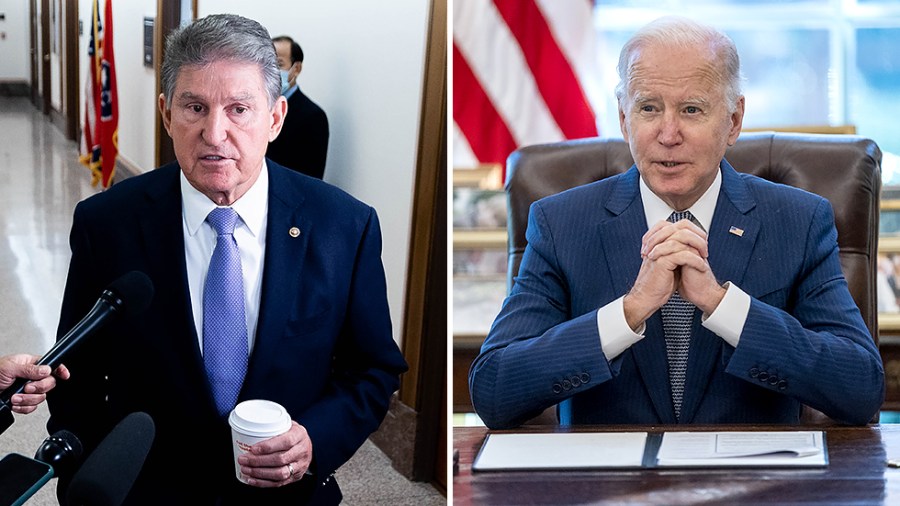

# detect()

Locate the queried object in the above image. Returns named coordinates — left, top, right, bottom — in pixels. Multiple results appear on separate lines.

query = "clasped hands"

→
left=624, top=219, right=726, bottom=331
left=238, top=421, right=313, bottom=488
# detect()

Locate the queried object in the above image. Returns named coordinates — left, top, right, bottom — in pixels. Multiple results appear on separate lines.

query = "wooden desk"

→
left=454, top=424, right=900, bottom=505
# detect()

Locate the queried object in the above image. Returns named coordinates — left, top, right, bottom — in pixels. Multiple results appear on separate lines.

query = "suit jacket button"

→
left=580, top=373, right=591, bottom=384
left=768, top=375, right=779, bottom=386
left=552, top=383, right=562, bottom=394
left=777, top=379, right=788, bottom=390
left=571, top=376, right=582, bottom=387
left=562, top=379, right=572, bottom=391
left=749, top=367, right=759, bottom=378
left=758, top=371, right=769, bottom=382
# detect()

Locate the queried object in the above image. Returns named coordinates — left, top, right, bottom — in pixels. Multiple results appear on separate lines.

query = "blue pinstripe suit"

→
left=469, top=161, right=884, bottom=429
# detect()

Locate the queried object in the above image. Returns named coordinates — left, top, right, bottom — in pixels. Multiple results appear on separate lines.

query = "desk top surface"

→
left=454, top=424, right=900, bottom=505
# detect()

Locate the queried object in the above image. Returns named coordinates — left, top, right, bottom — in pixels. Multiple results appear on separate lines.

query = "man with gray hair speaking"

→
left=48, top=14, right=406, bottom=505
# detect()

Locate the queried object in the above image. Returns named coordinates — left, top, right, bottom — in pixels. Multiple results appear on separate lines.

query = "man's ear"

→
left=158, top=94, right=173, bottom=136
left=618, top=104, right=629, bottom=140
left=269, top=95, right=288, bottom=142
left=726, top=96, right=745, bottom=146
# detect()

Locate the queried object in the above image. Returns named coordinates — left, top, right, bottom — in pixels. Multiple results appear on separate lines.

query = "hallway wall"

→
left=0, top=0, right=29, bottom=82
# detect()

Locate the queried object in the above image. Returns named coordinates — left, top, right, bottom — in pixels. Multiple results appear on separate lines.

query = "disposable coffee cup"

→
left=229, top=399, right=292, bottom=483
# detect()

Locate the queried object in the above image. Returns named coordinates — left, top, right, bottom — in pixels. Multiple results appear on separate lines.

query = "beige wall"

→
left=0, top=0, right=29, bottom=81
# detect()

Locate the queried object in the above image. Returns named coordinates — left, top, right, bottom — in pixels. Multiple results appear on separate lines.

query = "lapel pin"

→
left=289, top=227, right=301, bottom=238
left=729, top=226, right=744, bottom=237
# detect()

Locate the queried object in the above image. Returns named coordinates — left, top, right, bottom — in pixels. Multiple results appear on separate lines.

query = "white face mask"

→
left=280, top=69, right=291, bottom=95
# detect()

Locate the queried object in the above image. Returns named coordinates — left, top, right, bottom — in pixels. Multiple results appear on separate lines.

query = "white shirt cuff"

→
left=701, top=281, right=750, bottom=348
left=597, top=296, right=644, bottom=360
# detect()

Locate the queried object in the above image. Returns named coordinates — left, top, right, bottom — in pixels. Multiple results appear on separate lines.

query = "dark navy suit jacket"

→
left=47, top=160, right=407, bottom=505
left=470, top=161, right=884, bottom=429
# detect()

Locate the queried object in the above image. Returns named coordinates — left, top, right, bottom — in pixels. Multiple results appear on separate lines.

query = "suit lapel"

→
left=679, top=161, right=760, bottom=422
left=707, top=160, right=760, bottom=289
left=135, top=165, right=211, bottom=399
left=597, top=167, right=678, bottom=423
left=244, top=163, right=311, bottom=387
left=597, top=168, right=645, bottom=299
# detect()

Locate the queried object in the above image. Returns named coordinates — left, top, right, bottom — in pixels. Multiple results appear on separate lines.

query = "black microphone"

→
left=0, top=430, right=83, bottom=506
left=34, top=429, right=84, bottom=477
left=67, top=412, right=155, bottom=506
left=0, top=271, right=154, bottom=433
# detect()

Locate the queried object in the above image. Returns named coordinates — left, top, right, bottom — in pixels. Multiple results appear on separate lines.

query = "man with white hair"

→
left=470, top=16, right=884, bottom=429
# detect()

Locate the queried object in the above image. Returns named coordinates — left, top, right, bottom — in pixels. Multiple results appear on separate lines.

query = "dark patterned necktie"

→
left=661, top=210, right=696, bottom=419
left=203, top=207, right=249, bottom=417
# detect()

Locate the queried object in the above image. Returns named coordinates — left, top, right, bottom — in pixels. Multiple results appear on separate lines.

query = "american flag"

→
left=453, top=0, right=600, bottom=178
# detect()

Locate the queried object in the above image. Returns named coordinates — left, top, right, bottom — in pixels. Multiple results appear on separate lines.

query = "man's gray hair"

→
left=160, top=14, right=281, bottom=109
left=615, top=16, right=744, bottom=113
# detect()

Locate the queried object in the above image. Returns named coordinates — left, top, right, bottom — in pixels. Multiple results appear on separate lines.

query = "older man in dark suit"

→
left=470, top=16, right=883, bottom=430
left=47, top=14, right=405, bottom=505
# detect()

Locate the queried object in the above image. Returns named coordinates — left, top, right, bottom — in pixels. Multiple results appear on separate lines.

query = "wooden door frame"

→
left=370, top=0, right=447, bottom=491
left=29, top=0, right=39, bottom=106
left=154, top=0, right=196, bottom=168
left=63, top=0, right=78, bottom=140
left=40, top=0, right=51, bottom=114
left=399, top=0, right=447, bottom=484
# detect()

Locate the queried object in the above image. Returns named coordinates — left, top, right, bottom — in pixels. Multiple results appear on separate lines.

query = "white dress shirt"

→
left=181, top=163, right=269, bottom=354
left=596, top=168, right=751, bottom=361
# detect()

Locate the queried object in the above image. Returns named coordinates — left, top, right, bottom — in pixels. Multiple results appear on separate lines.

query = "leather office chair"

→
left=505, top=131, right=883, bottom=424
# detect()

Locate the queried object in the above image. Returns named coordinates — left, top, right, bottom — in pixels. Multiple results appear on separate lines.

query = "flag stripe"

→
left=79, top=0, right=102, bottom=186
left=535, top=0, right=605, bottom=129
left=452, top=0, right=599, bottom=169
left=452, top=121, right=479, bottom=169
left=493, top=0, right=597, bottom=140
left=453, top=0, right=563, bottom=149
left=453, top=45, right=518, bottom=166
left=100, top=0, right=119, bottom=188
left=79, top=0, right=117, bottom=189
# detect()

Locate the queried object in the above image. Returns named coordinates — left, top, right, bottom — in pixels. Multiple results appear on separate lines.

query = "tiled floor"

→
left=0, top=96, right=444, bottom=505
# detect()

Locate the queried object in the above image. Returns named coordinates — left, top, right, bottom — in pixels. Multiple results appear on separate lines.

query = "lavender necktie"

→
left=661, top=210, right=697, bottom=419
left=203, top=207, right=248, bottom=417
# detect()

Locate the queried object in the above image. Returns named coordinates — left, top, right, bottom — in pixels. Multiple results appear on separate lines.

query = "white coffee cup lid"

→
left=229, top=399, right=291, bottom=437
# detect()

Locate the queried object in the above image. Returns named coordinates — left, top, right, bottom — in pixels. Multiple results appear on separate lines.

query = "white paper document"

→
left=656, top=431, right=827, bottom=467
left=472, top=432, right=648, bottom=471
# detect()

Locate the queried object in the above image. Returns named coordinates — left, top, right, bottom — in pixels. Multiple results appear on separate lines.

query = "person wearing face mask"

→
left=266, top=35, right=329, bottom=180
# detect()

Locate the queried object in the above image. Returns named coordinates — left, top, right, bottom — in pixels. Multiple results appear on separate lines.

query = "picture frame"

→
left=453, top=163, right=503, bottom=190
left=879, top=195, right=900, bottom=331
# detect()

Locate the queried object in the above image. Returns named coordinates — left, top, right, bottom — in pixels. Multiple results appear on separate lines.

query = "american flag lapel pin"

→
left=729, top=226, right=744, bottom=237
